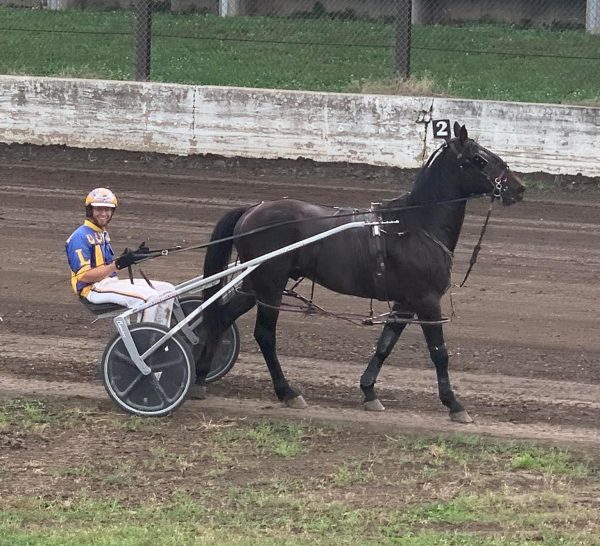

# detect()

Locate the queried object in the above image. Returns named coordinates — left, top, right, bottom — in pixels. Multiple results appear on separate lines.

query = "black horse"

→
left=196, top=123, right=525, bottom=422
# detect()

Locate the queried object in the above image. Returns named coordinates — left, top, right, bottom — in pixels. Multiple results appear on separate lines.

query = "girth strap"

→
left=368, top=203, right=388, bottom=301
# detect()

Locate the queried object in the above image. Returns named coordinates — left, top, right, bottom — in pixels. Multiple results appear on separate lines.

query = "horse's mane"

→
left=408, top=145, right=454, bottom=205
left=377, top=143, right=462, bottom=231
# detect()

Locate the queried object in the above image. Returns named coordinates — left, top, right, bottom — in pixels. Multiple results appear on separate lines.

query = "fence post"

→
left=220, top=0, right=242, bottom=17
left=133, top=0, right=152, bottom=81
left=394, top=0, right=412, bottom=81
left=587, top=0, right=600, bottom=34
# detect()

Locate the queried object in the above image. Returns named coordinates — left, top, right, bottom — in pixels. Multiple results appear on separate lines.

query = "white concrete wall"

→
left=0, top=75, right=598, bottom=176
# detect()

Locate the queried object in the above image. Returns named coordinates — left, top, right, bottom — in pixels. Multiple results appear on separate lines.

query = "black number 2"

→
left=432, top=119, right=450, bottom=139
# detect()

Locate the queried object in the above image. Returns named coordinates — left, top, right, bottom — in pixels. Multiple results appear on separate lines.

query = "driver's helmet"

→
left=85, top=187, right=118, bottom=208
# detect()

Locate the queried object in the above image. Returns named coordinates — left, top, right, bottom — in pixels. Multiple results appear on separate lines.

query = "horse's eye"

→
left=472, top=154, right=488, bottom=169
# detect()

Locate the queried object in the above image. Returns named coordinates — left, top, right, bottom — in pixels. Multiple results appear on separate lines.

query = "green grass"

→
left=215, top=419, right=306, bottom=457
left=1, top=488, right=598, bottom=546
left=1, top=8, right=599, bottom=104
left=0, top=399, right=59, bottom=431
left=2, top=398, right=600, bottom=545
left=384, top=434, right=598, bottom=478
left=510, top=448, right=590, bottom=477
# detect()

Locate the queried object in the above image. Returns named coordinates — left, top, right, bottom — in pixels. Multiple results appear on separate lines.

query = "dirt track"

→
left=1, top=144, right=600, bottom=447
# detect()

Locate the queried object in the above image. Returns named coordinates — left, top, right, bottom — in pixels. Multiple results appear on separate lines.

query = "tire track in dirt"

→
left=2, top=331, right=600, bottom=440
left=2, top=332, right=599, bottom=407
left=1, top=370, right=599, bottom=449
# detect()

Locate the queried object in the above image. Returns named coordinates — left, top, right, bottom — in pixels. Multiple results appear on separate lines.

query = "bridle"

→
left=430, top=138, right=510, bottom=201
left=427, top=138, right=512, bottom=287
left=470, top=153, right=508, bottom=200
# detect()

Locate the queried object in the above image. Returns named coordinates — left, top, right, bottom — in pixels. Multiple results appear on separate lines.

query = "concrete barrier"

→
left=0, top=75, right=597, bottom=176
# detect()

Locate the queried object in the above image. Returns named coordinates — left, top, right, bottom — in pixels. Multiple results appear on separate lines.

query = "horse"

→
left=195, top=123, right=525, bottom=423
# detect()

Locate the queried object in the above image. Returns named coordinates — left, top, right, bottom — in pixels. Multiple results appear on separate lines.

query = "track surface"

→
left=1, top=145, right=600, bottom=446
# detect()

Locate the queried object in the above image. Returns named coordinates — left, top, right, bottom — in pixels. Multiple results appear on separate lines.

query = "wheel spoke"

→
left=112, top=347, right=137, bottom=366
left=115, top=373, right=144, bottom=398
left=151, top=376, right=172, bottom=406
left=152, top=358, right=186, bottom=371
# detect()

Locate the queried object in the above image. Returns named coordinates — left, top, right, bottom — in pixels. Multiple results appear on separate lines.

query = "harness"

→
left=368, top=202, right=389, bottom=302
left=126, top=140, right=513, bottom=322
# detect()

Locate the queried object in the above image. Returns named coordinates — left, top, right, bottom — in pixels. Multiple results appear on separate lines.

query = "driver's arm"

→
left=79, top=262, right=118, bottom=283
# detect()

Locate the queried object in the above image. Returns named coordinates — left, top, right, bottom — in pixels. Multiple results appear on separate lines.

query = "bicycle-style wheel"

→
left=102, top=323, right=194, bottom=417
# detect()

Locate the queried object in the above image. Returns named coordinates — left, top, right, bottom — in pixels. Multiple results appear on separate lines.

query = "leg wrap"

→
left=428, top=343, right=448, bottom=366
left=428, top=343, right=458, bottom=409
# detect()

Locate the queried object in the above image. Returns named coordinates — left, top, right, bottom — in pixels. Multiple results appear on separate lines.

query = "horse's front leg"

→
left=254, top=302, right=307, bottom=409
left=360, top=303, right=413, bottom=411
left=418, top=298, right=473, bottom=423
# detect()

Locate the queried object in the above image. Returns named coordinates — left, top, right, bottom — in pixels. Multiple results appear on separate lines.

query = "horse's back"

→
left=233, top=199, right=346, bottom=255
left=236, top=199, right=335, bottom=230
left=231, top=199, right=376, bottom=296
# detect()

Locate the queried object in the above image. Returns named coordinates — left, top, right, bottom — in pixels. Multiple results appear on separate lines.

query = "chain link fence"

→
left=1, top=0, right=599, bottom=103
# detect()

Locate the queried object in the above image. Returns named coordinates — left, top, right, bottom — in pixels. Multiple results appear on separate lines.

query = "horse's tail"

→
left=202, top=206, right=250, bottom=332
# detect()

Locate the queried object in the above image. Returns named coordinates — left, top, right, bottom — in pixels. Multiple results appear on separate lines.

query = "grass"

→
left=1, top=489, right=598, bottom=545
left=215, top=419, right=306, bottom=457
left=0, top=399, right=61, bottom=431
left=1, top=397, right=600, bottom=545
left=1, top=8, right=599, bottom=104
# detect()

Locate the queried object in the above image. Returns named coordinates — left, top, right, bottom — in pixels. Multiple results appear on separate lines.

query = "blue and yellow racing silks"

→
left=65, top=220, right=116, bottom=296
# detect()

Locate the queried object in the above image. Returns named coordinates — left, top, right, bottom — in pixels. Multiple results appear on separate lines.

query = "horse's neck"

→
left=407, top=162, right=466, bottom=252
left=426, top=202, right=466, bottom=252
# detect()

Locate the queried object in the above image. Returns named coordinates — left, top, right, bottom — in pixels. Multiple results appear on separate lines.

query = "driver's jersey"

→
left=66, top=219, right=116, bottom=296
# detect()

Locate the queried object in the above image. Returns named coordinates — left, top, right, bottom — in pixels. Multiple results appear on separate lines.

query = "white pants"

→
left=86, top=277, right=174, bottom=326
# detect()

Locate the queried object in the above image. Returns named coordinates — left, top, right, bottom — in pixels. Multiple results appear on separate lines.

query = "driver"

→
left=65, top=187, right=174, bottom=325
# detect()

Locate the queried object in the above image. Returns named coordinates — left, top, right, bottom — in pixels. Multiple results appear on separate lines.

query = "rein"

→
left=135, top=190, right=502, bottom=292
left=459, top=177, right=503, bottom=287
left=136, top=192, right=490, bottom=262
left=135, top=145, right=510, bottom=290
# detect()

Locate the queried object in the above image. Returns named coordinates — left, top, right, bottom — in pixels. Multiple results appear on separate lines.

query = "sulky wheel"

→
left=102, top=323, right=194, bottom=417
left=172, top=296, right=241, bottom=383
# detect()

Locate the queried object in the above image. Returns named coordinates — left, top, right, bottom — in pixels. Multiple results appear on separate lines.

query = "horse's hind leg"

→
left=417, top=298, right=473, bottom=423
left=191, top=290, right=255, bottom=398
left=254, top=297, right=307, bottom=409
left=360, top=303, right=412, bottom=411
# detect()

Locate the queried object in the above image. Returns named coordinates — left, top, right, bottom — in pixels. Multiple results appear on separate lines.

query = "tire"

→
left=173, top=296, right=241, bottom=383
left=101, top=322, right=194, bottom=417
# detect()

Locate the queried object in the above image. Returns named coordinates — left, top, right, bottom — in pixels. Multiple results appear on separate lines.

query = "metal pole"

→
left=133, top=0, right=152, bottom=81
left=220, top=0, right=241, bottom=17
left=394, top=0, right=412, bottom=81
left=587, top=0, right=600, bottom=34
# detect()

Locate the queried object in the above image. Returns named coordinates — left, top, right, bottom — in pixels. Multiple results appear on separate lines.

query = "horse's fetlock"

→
left=275, top=382, right=298, bottom=402
left=362, top=389, right=377, bottom=403
left=360, top=376, right=377, bottom=400
left=444, top=398, right=463, bottom=413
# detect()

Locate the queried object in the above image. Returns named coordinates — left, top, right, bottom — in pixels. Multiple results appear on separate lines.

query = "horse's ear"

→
left=452, top=122, right=468, bottom=143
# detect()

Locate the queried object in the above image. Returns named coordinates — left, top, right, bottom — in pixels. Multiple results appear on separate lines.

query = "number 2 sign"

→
left=432, top=119, right=451, bottom=139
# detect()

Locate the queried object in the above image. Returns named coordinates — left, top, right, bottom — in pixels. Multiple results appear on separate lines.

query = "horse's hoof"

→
left=188, top=384, right=207, bottom=400
left=285, top=395, right=308, bottom=409
left=363, top=399, right=385, bottom=412
left=450, top=410, right=473, bottom=423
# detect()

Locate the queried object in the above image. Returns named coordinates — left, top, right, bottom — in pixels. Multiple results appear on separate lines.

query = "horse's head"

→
left=447, top=123, right=525, bottom=206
